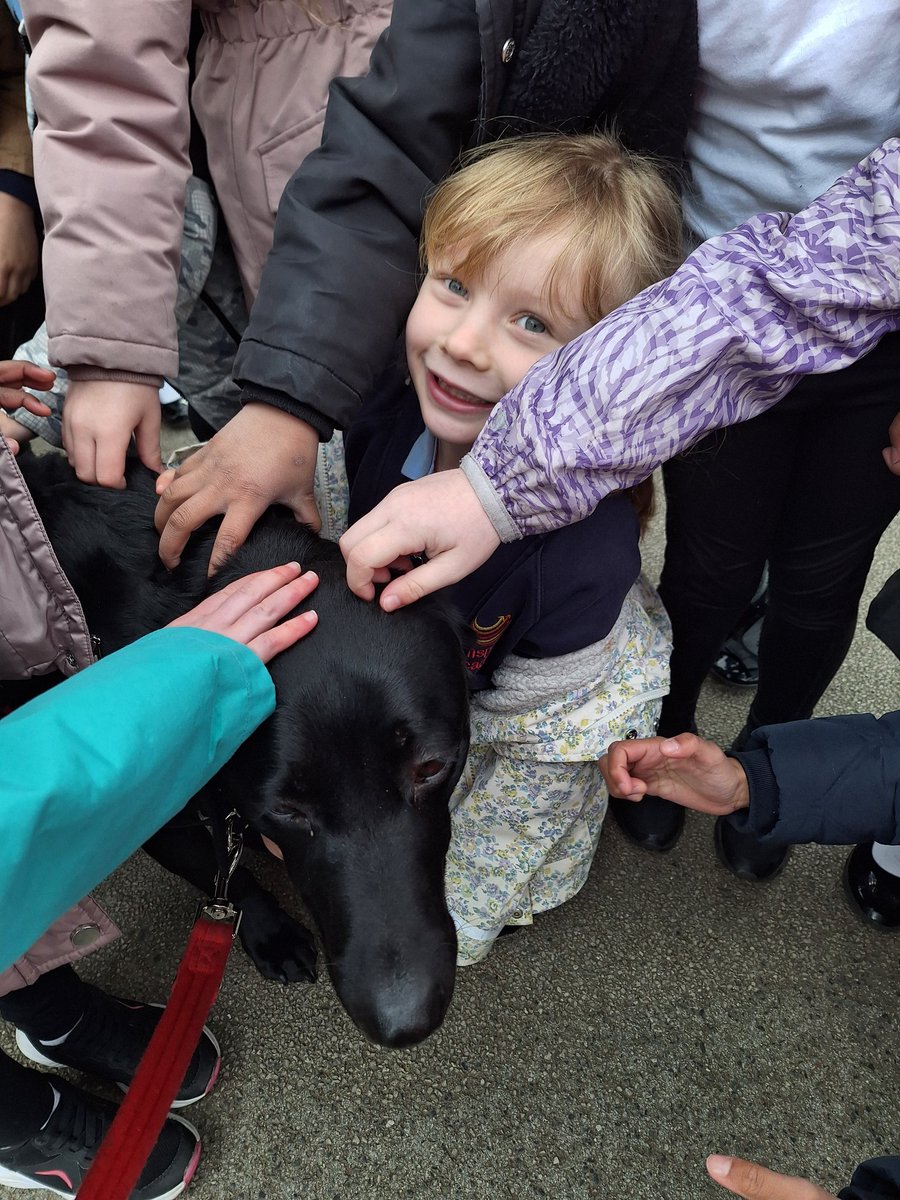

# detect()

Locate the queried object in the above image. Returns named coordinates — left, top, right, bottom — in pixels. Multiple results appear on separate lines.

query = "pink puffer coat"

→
left=25, top=0, right=392, bottom=379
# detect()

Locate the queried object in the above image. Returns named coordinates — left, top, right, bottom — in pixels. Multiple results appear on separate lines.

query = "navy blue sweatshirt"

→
left=346, top=374, right=642, bottom=689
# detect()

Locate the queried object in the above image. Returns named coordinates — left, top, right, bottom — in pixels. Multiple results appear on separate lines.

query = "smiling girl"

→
left=344, top=133, right=683, bottom=965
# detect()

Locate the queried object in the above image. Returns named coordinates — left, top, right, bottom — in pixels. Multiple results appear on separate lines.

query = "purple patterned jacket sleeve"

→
left=463, top=139, right=900, bottom=541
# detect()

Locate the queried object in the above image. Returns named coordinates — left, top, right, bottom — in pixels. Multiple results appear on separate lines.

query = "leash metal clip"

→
left=199, top=900, right=242, bottom=939
left=200, top=808, right=244, bottom=937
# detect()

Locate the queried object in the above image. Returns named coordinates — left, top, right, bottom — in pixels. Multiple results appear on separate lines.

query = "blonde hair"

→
left=421, top=132, right=683, bottom=325
left=420, top=133, right=683, bottom=530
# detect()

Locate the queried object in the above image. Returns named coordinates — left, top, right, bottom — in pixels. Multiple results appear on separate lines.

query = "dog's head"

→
left=222, top=523, right=470, bottom=1048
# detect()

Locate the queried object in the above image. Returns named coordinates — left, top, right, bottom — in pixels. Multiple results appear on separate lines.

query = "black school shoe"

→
left=16, top=983, right=221, bottom=1107
left=709, top=648, right=759, bottom=688
left=709, top=583, right=767, bottom=689
left=843, top=842, right=900, bottom=931
left=713, top=721, right=791, bottom=880
left=0, top=1075, right=200, bottom=1199
left=608, top=793, right=685, bottom=853
left=713, top=817, right=791, bottom=882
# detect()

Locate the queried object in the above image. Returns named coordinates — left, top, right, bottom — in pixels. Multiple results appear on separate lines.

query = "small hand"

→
left=707, top=1155, right=836, bottom=1199
left=154, top=404, right=321, bottom=573
left=166, top=561, right=319, bottom=664
left=0, top=361, right=54, bottom=453
left=0, top=194, right=39, bottom=306
left=882, top=410, right=900, bottom=475
left=599, top=732, right=750, bottom=815
left=0, top=359, right=55, bottom=412
left=340, top=468, right=500, bottom=611
left=62, top=379, right=162, bottom=488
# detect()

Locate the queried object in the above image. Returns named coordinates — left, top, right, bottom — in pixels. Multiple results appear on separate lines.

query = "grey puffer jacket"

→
left=235, top=0, right=698, bottom=438
left=0, top=440, right=93, bottom=680
left=0, top=438, right=115, bottom=997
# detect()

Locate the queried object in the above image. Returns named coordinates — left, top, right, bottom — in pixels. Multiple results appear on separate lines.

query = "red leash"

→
left=79, top=813, right=244, bottom=1199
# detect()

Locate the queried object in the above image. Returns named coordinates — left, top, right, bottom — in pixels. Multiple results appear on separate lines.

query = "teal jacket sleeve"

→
left=0, top=627, right=275, bottom=970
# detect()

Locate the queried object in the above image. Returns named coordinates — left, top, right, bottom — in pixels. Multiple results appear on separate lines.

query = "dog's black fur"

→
left=18, top=453, right=470, bottom=1048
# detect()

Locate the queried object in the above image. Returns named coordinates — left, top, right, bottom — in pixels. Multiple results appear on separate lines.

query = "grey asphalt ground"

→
left=2, top=428, right=898, bottom=1200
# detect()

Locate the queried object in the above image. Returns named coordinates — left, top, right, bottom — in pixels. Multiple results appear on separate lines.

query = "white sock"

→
left=871, top=841, right=900, bottom=877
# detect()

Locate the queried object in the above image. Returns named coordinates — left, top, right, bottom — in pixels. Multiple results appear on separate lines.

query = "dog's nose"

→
left=357, top=973, right=454, bottom=1049
left=332, top=950, right=455, bottom=1049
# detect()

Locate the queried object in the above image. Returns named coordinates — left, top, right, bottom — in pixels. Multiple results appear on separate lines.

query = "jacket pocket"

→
left=259, top=113, right=327, bottom=218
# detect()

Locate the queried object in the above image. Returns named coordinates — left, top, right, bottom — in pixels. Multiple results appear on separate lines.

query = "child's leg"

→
left=0, top=965, right=84, bottom=1040
left=446, top=751, right=604, bottom=965
left=449, top=601, right=670, bottom=964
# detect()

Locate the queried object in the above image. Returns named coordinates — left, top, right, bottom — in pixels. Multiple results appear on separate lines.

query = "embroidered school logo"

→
left=466, top=613, right=512, bottom=673
left=471, top=613, right=512, bottom=648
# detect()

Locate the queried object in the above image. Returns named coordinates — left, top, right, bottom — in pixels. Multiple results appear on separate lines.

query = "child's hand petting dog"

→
left=168, top=562, right=319, bottom=664
left=0, top=360, right=54, bottom=454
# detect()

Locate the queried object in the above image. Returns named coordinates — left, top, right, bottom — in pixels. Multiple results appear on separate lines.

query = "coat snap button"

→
left=70, top=924, right=101, bottom=948
left=501, top=38, right=515, bottom=63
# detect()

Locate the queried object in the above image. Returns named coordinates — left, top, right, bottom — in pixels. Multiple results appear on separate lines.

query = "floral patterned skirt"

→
left=446, top=577, right=671, bottom=966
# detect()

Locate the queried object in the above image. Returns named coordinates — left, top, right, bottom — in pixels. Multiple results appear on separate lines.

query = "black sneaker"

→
left=16, top=983, right=221, bottom=1107
left=843, top=841, right=900, bottom=931
left=0, top=1075, right=200, bottom=1198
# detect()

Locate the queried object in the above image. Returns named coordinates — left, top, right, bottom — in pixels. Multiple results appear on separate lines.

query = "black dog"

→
left=19, top=453, right=470, bottom=1048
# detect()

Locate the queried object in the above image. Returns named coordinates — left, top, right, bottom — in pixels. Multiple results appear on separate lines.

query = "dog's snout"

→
left=351, top=969, right=454, bottom=1049
left=330, top=926, right=457, bottom=1049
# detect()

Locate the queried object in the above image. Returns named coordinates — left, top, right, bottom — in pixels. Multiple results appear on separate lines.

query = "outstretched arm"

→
left=24, top=0, right=192, bottom=486
left=602, top=710, right=900, bottom=847
left=0, top=563, right=318, bottom=970
left=474, top=137, right=900, bottom=537
left=599, top=733, right=750, bottom=815
left=342, top=139, right=900, bottom=608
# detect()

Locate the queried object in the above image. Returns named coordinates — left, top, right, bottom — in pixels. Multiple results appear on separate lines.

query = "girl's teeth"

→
left=440, top=377, right=485, bottom=404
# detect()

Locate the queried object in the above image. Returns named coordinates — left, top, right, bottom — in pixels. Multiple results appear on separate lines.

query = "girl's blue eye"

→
left=446, top=277, right=467, bottom=297
left=517, top=314, right=548, bottom=334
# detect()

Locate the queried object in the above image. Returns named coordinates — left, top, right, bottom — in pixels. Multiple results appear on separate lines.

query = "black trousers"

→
left=657, top=332, right=900, bottom=737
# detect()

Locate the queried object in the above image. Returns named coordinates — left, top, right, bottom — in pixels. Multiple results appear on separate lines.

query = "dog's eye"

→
left=272, top=802, right=314, bottom=836
left=414, top=759, right=446, bottom=786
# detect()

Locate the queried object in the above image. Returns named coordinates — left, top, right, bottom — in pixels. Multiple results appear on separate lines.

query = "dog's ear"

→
left=453, top=614, right=477, bottom=655
left=417, top=591, right=474, bottom=654
left=373, top=579, right=473, bottom=657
